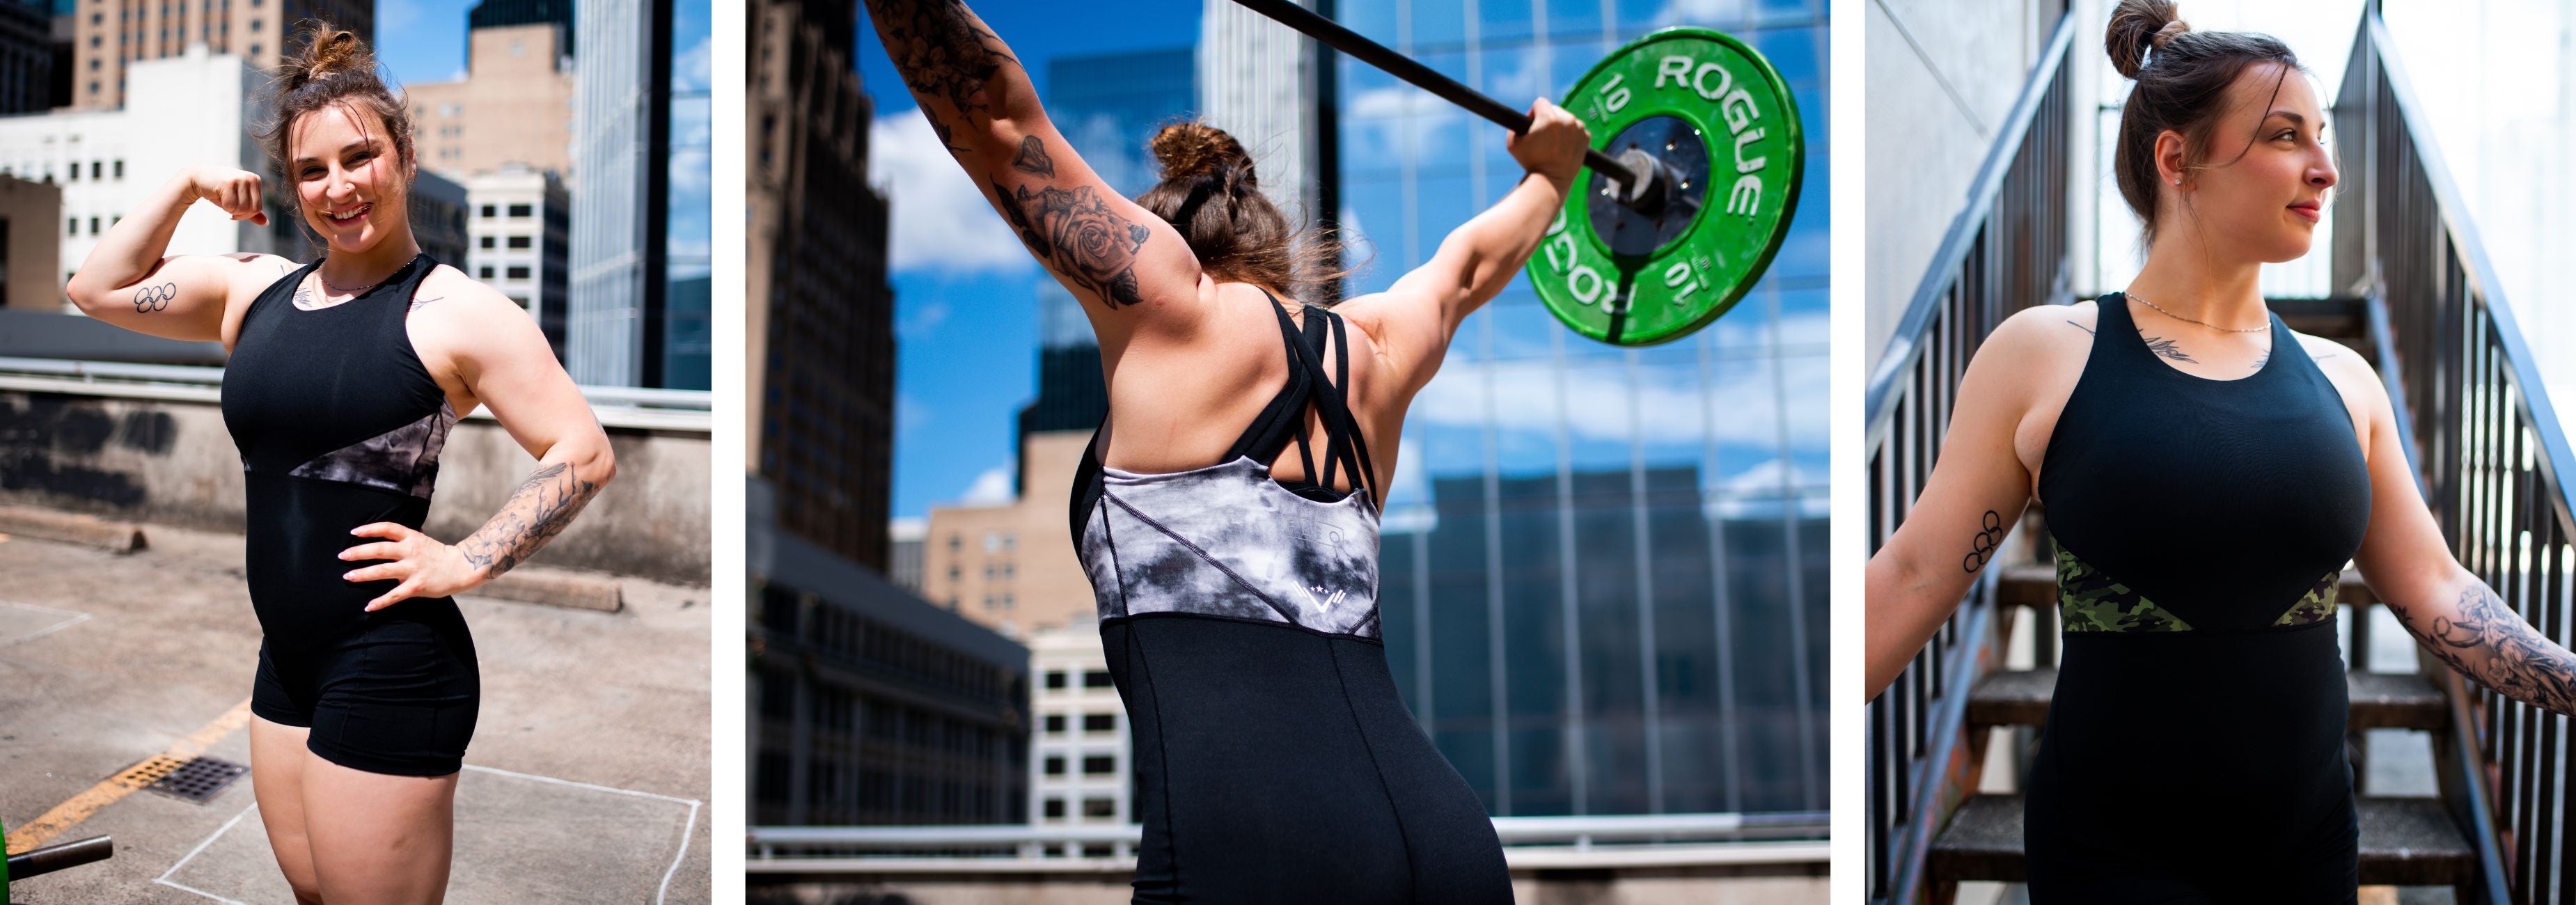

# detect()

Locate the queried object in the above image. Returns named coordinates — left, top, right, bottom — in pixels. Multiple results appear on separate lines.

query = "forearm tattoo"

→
left=1963, top=510, right=2006, bottom=573
left=993, top=178, right=1151, bottom=307
left=456, top=461, right=602, bottom=580
left=132, top=282, right=175, bottom=313
left=864, top=0, right=1016, bottom=155
left=2388, top=581, right=2576, bottom=716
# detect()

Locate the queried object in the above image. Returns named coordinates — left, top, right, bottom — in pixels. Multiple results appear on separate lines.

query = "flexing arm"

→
left=859, top=0, right=1201, bottom=339
left=1864, top=308, right=2071, bottom=699
left=338, top=274, right=615, bottom=610
left=2341, top=356, right=2576, bottom=715
left=65, top=166, right=282, bottom=342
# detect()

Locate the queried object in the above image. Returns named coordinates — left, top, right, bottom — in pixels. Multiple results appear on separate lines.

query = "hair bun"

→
left=2106, top=0, right=2190, bottom=79
left=277, top=25, right=374, bottom=93
left=1150, top=121, right=1255, bottom=186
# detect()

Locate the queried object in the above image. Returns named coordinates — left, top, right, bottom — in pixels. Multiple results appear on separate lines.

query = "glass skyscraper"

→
left=1333, top=0, right=1830, bottom=816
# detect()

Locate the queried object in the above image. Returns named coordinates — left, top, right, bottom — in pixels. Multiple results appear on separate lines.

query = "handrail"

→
left=1864, top=13, right=2079, bottom=451
left=1865, top=8, right=2075, bottom=904
left=2343, top=6, right=2570, bottom=902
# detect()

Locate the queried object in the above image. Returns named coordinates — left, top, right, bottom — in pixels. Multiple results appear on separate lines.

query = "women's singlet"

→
left=1071, top=291, right=1514, bottom=904
left=221, top=254, right=479, bottom=777
left=2026, top=293, right=2373, bottom=902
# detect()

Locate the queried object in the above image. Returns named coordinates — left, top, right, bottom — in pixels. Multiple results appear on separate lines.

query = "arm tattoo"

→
left=1011, top=135, right=1055, bottom=177
left=2065, top=319, right=2094, bottom=335
left=865, top=0, right=1017, bottom=152
left=455, top=460, right=603, bottom=580
left=2251, top=347, right=2270, bottom=371
left=2387, top=581, right=2576, bottom=715
left=2139, top=334, right=2196, bottom=363
left=1962, top=510, right=2006, bottom=573
left=409, top=295, right=443, bottom=313
left=132, top=282, right=175, bottom=313
left=992, top=179, right=1151, bottom=307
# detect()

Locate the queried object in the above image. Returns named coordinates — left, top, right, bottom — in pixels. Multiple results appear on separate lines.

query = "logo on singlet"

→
left=1298, top=583, right=1346, bottom=619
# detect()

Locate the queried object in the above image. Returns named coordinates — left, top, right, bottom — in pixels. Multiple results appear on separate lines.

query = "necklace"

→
left=317, top=270, right=391, bottom=296
left=2126, top=292, right=2268, bottom=333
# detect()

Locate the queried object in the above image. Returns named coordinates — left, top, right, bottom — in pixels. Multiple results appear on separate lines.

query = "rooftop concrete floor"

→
left=0, top=520, right=710, bottom=903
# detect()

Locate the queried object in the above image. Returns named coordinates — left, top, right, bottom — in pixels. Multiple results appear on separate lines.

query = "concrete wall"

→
left=0, top=388, right=709, bottom=584
left=1865, top=0, right=2077, bottom=365
left=0, top=173, right=58, bottom=311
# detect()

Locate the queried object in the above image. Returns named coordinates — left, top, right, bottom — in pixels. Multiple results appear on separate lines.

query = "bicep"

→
left=2350, top=374, right=2465, bottom=619
left=1871, top=324, right=2048, bottom=622
left=447, top=298, right=601, bottom=459
left=72, top=253, right=285, bottom=343
left=971, top=120, right=1202, bottom=336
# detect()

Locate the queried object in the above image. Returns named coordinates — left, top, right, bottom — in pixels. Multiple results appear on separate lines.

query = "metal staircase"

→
left=1869, top=3, right=2570, bottom=902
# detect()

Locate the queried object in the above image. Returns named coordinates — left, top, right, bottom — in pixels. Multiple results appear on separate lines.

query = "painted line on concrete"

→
left=460, top=765, right=702, bottom=905
left=0, top=599, right=92, bottom=649
left=123, top=763, right=700, bottom=904
left=150, top=802, right=258, bottom=904
left=3, top=698, right=253, bottom=851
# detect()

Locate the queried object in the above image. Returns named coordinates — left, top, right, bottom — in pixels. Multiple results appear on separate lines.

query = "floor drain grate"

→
left=139, top=756, right=248, bottom=804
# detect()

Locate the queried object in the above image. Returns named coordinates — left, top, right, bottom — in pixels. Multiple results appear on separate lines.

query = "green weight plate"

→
left=1529, top=27, right=1804, bottom=347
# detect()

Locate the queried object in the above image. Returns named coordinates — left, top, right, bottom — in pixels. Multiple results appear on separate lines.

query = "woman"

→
left=864, top=1, right=1587, bottom=900
left=63, top=26, right=613, bottom=904
left=1864, top=1, right=2576, bottom=901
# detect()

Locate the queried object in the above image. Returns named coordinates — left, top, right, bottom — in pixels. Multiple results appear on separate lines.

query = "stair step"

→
left=1928, top=794, right=2474, bottom=886
left=1966, top=668, right=2444, bottom=730
left=1998, top=566, right=2378, bottom=608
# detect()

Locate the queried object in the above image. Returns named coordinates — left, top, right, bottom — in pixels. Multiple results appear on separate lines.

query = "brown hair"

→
left=2105, top=0, right=2304, bottom=240
left=256, top=22, right=416, bottom=237
left=1134, top=121, right=1349, bottom=304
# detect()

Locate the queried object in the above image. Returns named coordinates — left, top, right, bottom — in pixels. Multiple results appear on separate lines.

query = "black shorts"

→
left=251, top=601, right=480, bottom=777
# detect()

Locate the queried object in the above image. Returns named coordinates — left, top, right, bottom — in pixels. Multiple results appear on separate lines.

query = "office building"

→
left=70, top=0, right=371, bottom=110
left=464, top=164, right=570, bottom=356
left=564, top=0, right=669, bottom=387
left=404, top=22, right=576, bottom=182
left=1027, top=617, right=1129, bottom=847
left=746, top=0, right=892, bottom=567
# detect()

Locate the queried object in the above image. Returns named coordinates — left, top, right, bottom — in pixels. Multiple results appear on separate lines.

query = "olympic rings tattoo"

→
left=132, top=282, right=176, bottom=313
left=1961, top=509, right=2007, bottom=573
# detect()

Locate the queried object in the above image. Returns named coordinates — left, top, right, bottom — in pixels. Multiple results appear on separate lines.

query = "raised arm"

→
left=860, top=0, right=1202, bottom=342
left=2339, top=355, right=2576, bottom=715
left=65, top=166, right=284, bottom=343
left=1354, top=99, right=1588, bottom=391
left=1864, top=308, right=2070, bottom=700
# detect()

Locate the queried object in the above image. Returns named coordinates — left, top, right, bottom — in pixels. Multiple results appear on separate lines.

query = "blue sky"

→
left=378, top=1, right=713, bottom=278
left=858, top=1, right=1204, bottom=519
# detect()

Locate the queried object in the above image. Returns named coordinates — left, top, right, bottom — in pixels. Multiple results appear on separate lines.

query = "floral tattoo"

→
left=992, top=179, right=1151, bottom=308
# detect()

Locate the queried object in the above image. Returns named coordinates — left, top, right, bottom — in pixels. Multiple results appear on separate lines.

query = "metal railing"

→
left=746, top=811, right=1832, bottom=874
left=0, top=355, right=712, bottom=432
left=2338, top=6, right=2568, bottom=901
left=1864, top=8, right=2075, bottom=904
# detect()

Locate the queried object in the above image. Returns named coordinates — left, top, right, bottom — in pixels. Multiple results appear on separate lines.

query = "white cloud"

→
left=1344, top=85, right=1463, bottom=167
left=870, top=113, right=1037, bottom=274
left=1709, top=457, right=1830, bottom=519
left=897, top=299, right=950, bottom=340
left=1409, top=343, right=1829, bottom=449
left=958, top=464, right=1016, bottom=505
left=1654, top=0, right=1749, bottom=28
left=888, top=515, right=927, bottom=542
left=675, top=34, right=713, bottom=93
left=380, top=0, right=421, bottom=31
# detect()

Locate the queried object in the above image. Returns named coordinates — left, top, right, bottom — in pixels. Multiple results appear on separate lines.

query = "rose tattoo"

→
left=993, top=179, right=1151, bottom=308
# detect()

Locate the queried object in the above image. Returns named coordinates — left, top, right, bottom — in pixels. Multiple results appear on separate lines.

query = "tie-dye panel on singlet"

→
left=1079, top=456, right=1382, bottom=639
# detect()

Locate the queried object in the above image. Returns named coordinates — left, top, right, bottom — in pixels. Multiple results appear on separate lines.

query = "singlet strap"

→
left=1268, top=295, right=1378, bottom=504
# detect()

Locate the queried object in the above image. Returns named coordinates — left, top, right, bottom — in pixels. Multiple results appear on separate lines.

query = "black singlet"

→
left=1071, top=292, right=1514, bottom=904
left=2025, top=293, right=2373, bottom=902
left=222, top=254, right=479, bottom=777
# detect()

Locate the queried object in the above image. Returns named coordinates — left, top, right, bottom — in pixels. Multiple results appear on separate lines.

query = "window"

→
left=111, top=160, right=122, bottom=178
left=1083, top=670, right=1113, bottom=689
left=505, top=265, right=529, bottom=280
left=507, top=203, right=531, bottom=217
left=249, top=17, right=258, bottom=31
left=65, top=163, right=76, bottom=182
left=478, top=265, right=494, bottom=278
left=1081, top=755, right=1115, bottom=776
left=1083, top=714, right=1114, bottom=733
left=506, top=235, right=531, bottom=249
left=478, top=235, right=495, bottom=249
left=1042, top=756, right=1065, bottom=776
left=1044, top=671, right=1066, bottom=689
left=1042, top=798, right=1065, bottom=819
left=479, top=204, right=496, bottom=218
left=1082, top=798, right=1115, bottom=819
left=65, top=217, right=75, bottom=235
left=88, top=217, right=99, bottom=235
left=90, top=162, right=100, bottom=180
left=1043, top=714, right=1065, bottom=734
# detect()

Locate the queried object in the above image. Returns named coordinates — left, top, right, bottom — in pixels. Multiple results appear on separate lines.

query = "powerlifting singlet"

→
left=1071, top=292, right=1514, bottom=904
left=221, top=254, right=480, bottom=777
left=2025, top=293, right=2372, bottom=902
